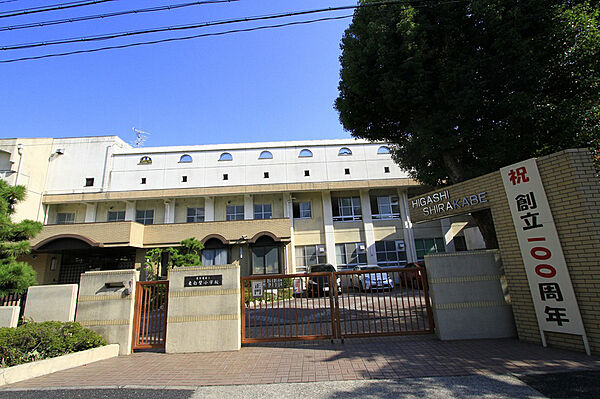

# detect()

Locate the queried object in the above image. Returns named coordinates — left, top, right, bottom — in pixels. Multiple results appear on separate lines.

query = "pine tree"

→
left=0, top=179, right=42, bottom=296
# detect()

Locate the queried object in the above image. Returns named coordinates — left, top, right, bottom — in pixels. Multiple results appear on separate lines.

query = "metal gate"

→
left=241, top=266, right=433, bottom=343
left=132, top=281, right=169, bottom=351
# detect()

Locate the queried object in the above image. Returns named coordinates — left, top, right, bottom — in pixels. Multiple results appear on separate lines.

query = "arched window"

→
left=179, top=154, right=192, bottom=163
left=219, top=152, right=233, bottom=161
left=259, top=151, right=273, bottom=159
left=139, top=156, right=152, bottom=165
left=377, top=146, right=391, bottom=154
left=299, top=149, right=313, bottom=158
left=338, top=147, right=352, bottom=156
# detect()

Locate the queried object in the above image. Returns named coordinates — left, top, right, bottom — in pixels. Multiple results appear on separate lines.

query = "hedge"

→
left=0, top=321, right=107, bottom=368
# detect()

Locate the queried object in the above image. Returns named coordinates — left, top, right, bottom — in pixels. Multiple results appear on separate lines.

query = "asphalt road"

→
left=0, top=375, right=546, bottom=399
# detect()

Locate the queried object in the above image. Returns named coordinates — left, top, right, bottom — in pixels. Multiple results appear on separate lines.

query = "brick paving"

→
left=3, top=335, right=600, bottom=389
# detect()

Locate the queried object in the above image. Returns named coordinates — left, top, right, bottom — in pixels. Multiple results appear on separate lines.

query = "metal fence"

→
left=0, top=291, right=27, bottom=320
left=241, top=266, right=433, bottom=343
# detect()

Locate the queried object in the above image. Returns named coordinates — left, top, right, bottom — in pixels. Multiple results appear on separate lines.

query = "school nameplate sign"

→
left=184, top=275, right=223, bottom=287
left=500, top=158, right=590, bottom=354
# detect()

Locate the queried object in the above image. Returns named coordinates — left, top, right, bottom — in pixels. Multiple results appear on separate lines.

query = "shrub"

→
left=0, top=321, right=107, bottom=368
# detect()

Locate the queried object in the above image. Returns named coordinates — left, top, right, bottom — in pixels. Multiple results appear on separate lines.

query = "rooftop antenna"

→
left=132, top=127, right=151, bottom=147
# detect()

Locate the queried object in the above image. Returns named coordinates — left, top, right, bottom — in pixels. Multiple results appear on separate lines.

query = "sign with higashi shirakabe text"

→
left=411, top=190, right=488, bottom=216
left=501, top=158, right=589, bottom=353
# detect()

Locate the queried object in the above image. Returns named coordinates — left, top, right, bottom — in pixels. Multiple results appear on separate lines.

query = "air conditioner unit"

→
left=396, top=240, right=405, bottom=251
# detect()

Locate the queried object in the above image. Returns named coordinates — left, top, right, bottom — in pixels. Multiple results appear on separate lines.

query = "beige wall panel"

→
left=135, top=199, right=164, bottom=224
left=293, top=231, right=325, bottom=246
left=215, top=196, right=243, bottom=221
left=333, top=221, right=364, bottom=243
left=253, top=193, right=284, bottom=218
left=30, top=222, right=143, bottom=248
left=95, top=202, right=126, bottom=223
left=173, top=198, right=205, bottom=223
left=53, top=203, right=87, bottom=224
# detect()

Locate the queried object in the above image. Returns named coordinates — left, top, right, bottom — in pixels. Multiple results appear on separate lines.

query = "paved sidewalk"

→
left=2, top=335, right=599, bottom=390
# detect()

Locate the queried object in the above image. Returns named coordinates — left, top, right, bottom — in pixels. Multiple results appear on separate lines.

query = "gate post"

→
left=76, top=270, right=139, bottom=355
left=165, top=263, right=241, bottom=353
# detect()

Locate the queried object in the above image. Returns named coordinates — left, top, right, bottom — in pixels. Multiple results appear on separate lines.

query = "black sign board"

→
left=266, top=279, right=284, bottom=289
left=184, top=275, right=222, bottom=287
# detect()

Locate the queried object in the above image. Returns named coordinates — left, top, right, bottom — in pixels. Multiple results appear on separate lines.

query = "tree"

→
left=335, top=0, right=600, bottom=247
left=144, top=237, right=204, bottom=279
left=0, top=180, right=42, bottom=295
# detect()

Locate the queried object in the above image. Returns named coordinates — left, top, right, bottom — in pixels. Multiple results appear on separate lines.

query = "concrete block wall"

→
left=75, top=270, right=138, bottom=355
left=24, top=284, right=78, bottom=322
left=426, top=250, right=516, bottom=340
left=165, top=263, right=241, bottom=353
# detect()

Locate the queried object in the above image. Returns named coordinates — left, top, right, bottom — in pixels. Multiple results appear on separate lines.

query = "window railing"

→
left=332, top=215, right=363, bottom=222
left=372, top=213, right=401, bottom=220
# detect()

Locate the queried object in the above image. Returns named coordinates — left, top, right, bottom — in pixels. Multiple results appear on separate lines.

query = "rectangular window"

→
left=202, top=248, right=228, bottom=266
left=141, top=177, right=146, bottom=184
left=332, top=197, right=362, bottom=221
left=223, top=174, right=228, bottom=181
left=263, top=172, right=269, bottom=179
left=295, top=245, right=326, bottom=273
left=85, top=178, right=94, bottom=187
left=335, top=242, right=367, bottom=269
left=107, top=210, right=125, bottom=222
left=186, top=207, right=205, bottom=223
left=135, top=209, right=154, bottom=225
left=252, top=246, right=279, bottom=275
left=226, top=205, right=244, bottom=221
left=56, top=212, right=75, bottom=225
left=182, top=176, right=188, bottom=183
left=372, top=196, right=400, bottom=219
left=375, top=240, right=407, bottom=267
left=414, top=238, right=446, bottom=260
left=254, top=203, right=272, bottom=220
left=292, top=201, right=312, bottom=219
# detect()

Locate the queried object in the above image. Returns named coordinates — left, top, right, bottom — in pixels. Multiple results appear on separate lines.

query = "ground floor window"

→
left=202, top=248, right=228, bottom=265
left=375, top=240, right=407, bottom=267
left=252, top=245, right=279, bottom=274
left=414, top=238, right=446, bottom=260
left=295, top=245, right=326, bottom=273
left=335, top=242, right=367, bottom=269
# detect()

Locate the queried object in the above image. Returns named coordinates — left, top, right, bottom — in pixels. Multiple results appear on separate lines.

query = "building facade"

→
left=0, top=136, right=485, bottom=284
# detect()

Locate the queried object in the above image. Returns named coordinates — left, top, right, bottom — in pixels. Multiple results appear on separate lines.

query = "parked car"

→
left=351, top=265, right=394, bottom=291
left=306, top=264, right=341, bottom=296
left=400, top=262, right=426, bottom=287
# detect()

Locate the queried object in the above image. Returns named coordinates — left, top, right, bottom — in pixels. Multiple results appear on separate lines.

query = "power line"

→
left=0, top=0, right=115, bottom=18
left=1, top=1, right=405, bottom=51
left=0, top=14, right=354, bottom=63
left=0, top=0, right=469, bottom=63
left=0, top=0, right=239, bottom=31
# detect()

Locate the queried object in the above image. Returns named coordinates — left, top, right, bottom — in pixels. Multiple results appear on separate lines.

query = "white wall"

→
left=107, top=140, right=410, bottom=193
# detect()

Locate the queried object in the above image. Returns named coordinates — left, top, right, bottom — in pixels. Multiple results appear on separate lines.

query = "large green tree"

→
left=0, top=180, right=42, bottom=295
left=335, top=0, right=600, bottom=247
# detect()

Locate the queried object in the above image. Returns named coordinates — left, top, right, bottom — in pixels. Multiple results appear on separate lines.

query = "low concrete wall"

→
left=24, top=284, right=78, bottom=322
left=76, top=270, right=138, bottom=355
left=426, top=250, right=516, bottom=340
left=166, top=263, right=241, bottom=353
left=0, top=306, right=20, bottom=328
left=0, top=344, right=119, bottom=386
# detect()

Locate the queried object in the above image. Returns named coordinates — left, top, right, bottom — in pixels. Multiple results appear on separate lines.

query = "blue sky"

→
left=0, top=1, right=358, bottom=147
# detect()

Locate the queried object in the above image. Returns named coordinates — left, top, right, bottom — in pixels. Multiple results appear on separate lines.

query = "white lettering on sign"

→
left=252, top=281, right=264, bottom=298
left=501, top=158, right=589, bottom=353
left=411, top=190, right=488, bottom=216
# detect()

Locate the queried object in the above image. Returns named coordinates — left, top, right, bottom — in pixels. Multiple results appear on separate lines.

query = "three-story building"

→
left=0, top=135, right=485, bottom=284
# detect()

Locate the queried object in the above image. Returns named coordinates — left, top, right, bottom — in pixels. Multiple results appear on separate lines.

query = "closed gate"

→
left=132, top=281, right=169, bottom=350
left=241, top=266, right=433, bottom=343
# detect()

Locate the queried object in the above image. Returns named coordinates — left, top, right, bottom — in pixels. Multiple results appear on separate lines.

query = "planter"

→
left=0, top=344, right=119, bottom=386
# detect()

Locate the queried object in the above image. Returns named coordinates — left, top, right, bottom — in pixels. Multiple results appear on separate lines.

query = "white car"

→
left=351, top=265, right=394, bottom=291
